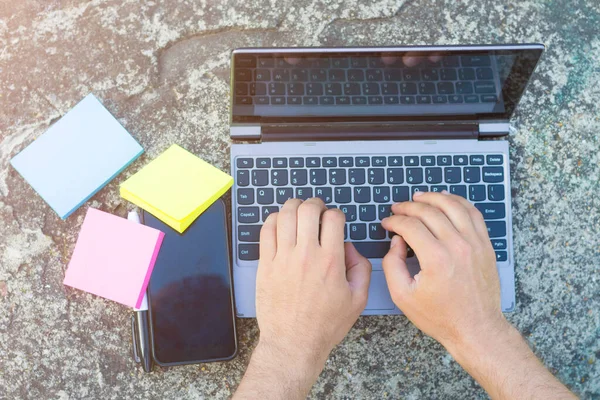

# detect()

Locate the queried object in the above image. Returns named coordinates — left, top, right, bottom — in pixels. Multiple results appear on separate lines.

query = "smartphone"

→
left=143, top=199, right=237, bottom=365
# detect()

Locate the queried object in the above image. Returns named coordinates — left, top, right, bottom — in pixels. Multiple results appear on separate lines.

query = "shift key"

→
left=238, top=207, right=260, bottom=223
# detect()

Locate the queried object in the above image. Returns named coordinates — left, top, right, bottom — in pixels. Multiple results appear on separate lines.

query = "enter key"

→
left=475, top=203, right=505, bottom=220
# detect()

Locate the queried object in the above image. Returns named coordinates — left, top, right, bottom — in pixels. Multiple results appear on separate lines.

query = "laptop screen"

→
left=230, top=45, right=543, bottom=124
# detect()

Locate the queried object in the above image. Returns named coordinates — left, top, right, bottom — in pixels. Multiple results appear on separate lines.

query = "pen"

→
left=128, top=210, right=153, bottom=373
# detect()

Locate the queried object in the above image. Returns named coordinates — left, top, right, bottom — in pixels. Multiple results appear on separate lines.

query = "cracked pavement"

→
left=1, top=0, right=599, bottom=399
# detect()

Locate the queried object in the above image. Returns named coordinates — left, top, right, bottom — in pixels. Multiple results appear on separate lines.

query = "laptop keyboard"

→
left=234, top=153, right=508, bottom=263
left=234, top=55, right=498, bottom=106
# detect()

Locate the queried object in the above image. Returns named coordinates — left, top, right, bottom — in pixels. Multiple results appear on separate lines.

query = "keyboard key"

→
left=384, top=96, right=400, bottom=104
left=406, top=168, right=423, bottom=184
left=491, top=239, right=507, bottom=250
left=400, top=96, right=416, bottom=104
left=481, top=95, right=498, bottom=102
left=251, top=82, right=266, bottom=96
left=237, top=170, right=250, bottom=187
left=359, top=205, right=376, bottom=221
left=291, top=69, right=308, bottom=81
left=349, top=223, right=367, bottom=240
left=476, top=67, right=493, bottom=80
left=290, top=169, right=308, bottom=185
left=403, top=69, right=419, bottom=81
left=237, top=188, right=254, bottom=205
left=352, top=96, right=367, bottom=105
left=347, top=69, right=365, bottom=81
left=373, top=187, right=391, bottom=203
left=400, top=82, right=417, bottom=95
left=495, top=251, right=507, bottom=262
left=474, top=81, right=496, bottom=94
left=310, top=169, right=327, bottom=185
left=372, top=156, right=386, bottom=166
left=262, top=206, right=279, bottom=222
left=252, top=170, right=269, bottom=186
left=269, top=82, right=285, bottom=95
left=482, top=167, right=504, bottom=183
left=369, top=223, right=386, bottom=240
left=421, top=69, right=439, bottom=81
left=458, top=68, right=475, bottom=80
left=329, top=69, right=346, bottom=81
left=366, top=69, right=383, bottom=81
left=306, top=83, right=323, bottom=96
left=340, top=205, right=357, bottom=222
left=315, top=187, right=333, bottom=204
left=257, top=188, right=274, bottom=205
left=238, top=207, right=260, bottom=223
left=273, top=158, right=287, bottom=168
left=387, top=168, right=404, bottom=184
left=381, top=82, right=399, bottom=95
left=296, top=187, right=313, bottom=200
left=411, top=186, right=428, bottom=197
left=238, top=225, right=262, bottom=242
left=453, top=155, right=468, bottom=165
left=255, top=96, right=269, bottom=105
left=475, top=203, right=505, bottom=220
left=310, top=69, right=327, bottom=82
left=329, top=169, right=346, bottom=185
left=339, top=157, right=353, bottom=167
left=335, top=187, right=351, bottom=203
left=363, top=82, right=380, bottom=95
left=336, top=96, right=351, bottom=105
left=276, top=188, right=293, bottom=204
left=388, top=156, right=403, bottom=166
left=235, top=55, right=256, bottom=68
left=418, top=82, right=436, bottom=94
left=443, top=56, right=460, bottom=67
left=368, top=168, right=385, bottom=184
left=469, top=185, right=486, bottom=201
left=392, top=186, right=410, bottom=202
left=288, top=85, right=304, bottom=97
left=343, top=82, right=360, bottom=95
left=421, top=156, right=435, bottom=166
left=470, top=155, right=485, bottom=165
left=352, top=241, right=391, bottom=258
left=431, top=185, right=448, bottom=193
left=486, top=155, right=503, bottom=165
left=325, top=83, right=342, bottom=96
left=323, top=157, right=337, bottom=167
left=255, top=69, right=270, bottom=81
left=437, top=155, right=452, bottom=166
left=238, top=244, right=259, bottom=260
left=310, top=58, right=329, bottom=68
left=237, top=158, right=253, bottom=168
left=348, top=169, right=366, bottom=185
left=437, top=82, right=455, bottom=95
left=425, top=167, right=443, bottom=184
left=444, top=167, right=461, bottom=183
left=463, top=167, right=481, bottom=183
left=368, top=96, right=384, bottom=105
left=290, top=157, right=304, bottom=167
left=404, top=156, right=419, bottom=166
left=354, top=187, right=371, bottom=203
left=465, top=95, right=479, bottom=103
left=235, top=83, right=248, bottom=95
left=440, top=69, right=457, bottom=80
left=350, top=57, right=368, bottom=68
left=384, top=69, right=403, bottom=81
left=461, top=55, right=491, bottom=67
left=303, top=96, right=318, bottom=105
left=432, top=95, right=447, bottom=104
left=378, top=204, right=393, bottom=220
left=450, top=185, right=467, bottom=199
left=417, top=96, right=431, bottom=104
left=449, top=95, right=463, bottom=103
left=256, top=158, right=271, bottom=168
left=271, top=169, right=288, bottom=186
left=273, top=69, right=289, bottom=81
left=486, top=221, right=506, bottom=238
left=456, top=82, right=474, bottom=94
left=488, top=184, right=505, bottom=201
left=320, top=96, right=334, bottom=105
left=235, top=69, right=252, bottom=81
left=302, top=158, right=319, bottom=168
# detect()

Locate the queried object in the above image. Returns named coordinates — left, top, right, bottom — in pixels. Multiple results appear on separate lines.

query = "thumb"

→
left=344, top=242, right=372, bottom=308
left=382, top=235, right=415, bottom=305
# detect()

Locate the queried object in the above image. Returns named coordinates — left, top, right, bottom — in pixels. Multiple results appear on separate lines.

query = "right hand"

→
left=381, top=191, right=509, bottom=348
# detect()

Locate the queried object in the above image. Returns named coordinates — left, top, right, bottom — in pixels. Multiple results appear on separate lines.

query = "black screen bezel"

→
left=144, top=199, right=238, bottom=366
left=230, top=44, right=544, bottom=124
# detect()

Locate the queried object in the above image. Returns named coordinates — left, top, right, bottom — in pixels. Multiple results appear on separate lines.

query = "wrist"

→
left=254, top=337, right=328, bottom=377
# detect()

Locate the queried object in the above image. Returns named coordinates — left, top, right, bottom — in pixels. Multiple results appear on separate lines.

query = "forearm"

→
left=233, top=340, right=326, bottom=400
left=445, top=321, right=576, bottom=400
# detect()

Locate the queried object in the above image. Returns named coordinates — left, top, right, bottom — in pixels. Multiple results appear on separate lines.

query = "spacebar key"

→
left=351, top=241, right=390, bottom=258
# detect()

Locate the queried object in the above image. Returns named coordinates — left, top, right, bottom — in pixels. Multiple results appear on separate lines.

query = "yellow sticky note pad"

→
left=120, top=144, right=233, bottom=233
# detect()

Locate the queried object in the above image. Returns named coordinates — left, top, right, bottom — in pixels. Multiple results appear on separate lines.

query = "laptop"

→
left=229, top=44, right=544, bottom=317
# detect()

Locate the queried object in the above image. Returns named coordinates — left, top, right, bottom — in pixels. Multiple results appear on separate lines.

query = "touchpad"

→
left=365, top=271, right=395, bottom=310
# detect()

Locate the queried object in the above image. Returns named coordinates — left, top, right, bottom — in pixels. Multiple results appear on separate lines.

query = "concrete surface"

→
left=1, top=0, right=599, bottom=399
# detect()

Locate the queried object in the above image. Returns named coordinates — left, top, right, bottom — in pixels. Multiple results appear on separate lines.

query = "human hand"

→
left=256, top=198, right=372, bottom=367
left=381, top=191, right=507, bottom=349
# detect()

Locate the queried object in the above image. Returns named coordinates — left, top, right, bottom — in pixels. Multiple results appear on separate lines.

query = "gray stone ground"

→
left=0, top=0, right=599, bottom=399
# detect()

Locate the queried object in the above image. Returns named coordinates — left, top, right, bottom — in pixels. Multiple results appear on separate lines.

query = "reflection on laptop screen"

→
left=231, top=47, right=542, bottom=123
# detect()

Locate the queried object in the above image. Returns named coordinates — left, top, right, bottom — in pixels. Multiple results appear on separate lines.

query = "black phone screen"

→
left=144, top=200, right=237, bottom=365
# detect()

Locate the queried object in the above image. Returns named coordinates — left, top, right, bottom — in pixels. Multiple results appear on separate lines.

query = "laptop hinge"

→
left=230, top=125, right=262, bottom=140
left=478, top=121, right=510, bottom=138
left=260, top=122, right=478, bottom=142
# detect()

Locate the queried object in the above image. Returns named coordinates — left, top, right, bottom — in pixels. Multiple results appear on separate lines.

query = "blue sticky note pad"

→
left=10, top=94, right=143, bottom=219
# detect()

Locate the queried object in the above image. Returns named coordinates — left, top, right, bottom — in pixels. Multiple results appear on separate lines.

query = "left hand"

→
left=256, top=198, right=372, bottom=367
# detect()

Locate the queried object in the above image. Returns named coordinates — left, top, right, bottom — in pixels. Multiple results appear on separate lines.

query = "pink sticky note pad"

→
left=64, top=208, right=164, bottom=308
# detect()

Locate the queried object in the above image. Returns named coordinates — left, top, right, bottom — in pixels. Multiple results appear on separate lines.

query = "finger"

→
left=391, top=194, right=460, bottom=240
left=381, top=215, right=441, bottom=269
left=284, top=57, right=302, bottom=65
left=277, top=198, right=303, bottom=250
left=296, top=197, right=326, bottom=247
left=319, top=208, right=346, bottom=257
left=429, top=54, right=443, bottom=63
left=381, top=55, right=398, bottom=65
left=382, top=235, right=415, bottom=304
left=345, top=242, right=372, bottom=310
left=259, top=212, right=278, bottom=261
left=439, top=190, right=490, bottom=239
left=410, top=191, right=480, bottom=237
left=402, top=55, right=425, bottom=67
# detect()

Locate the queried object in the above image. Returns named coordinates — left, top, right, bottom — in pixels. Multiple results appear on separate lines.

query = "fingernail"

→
left=441, top=190, right=449, bottom=195
left=413, top=191, right=424, bottom=198
left=390, top=235, right=400, bottom=248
